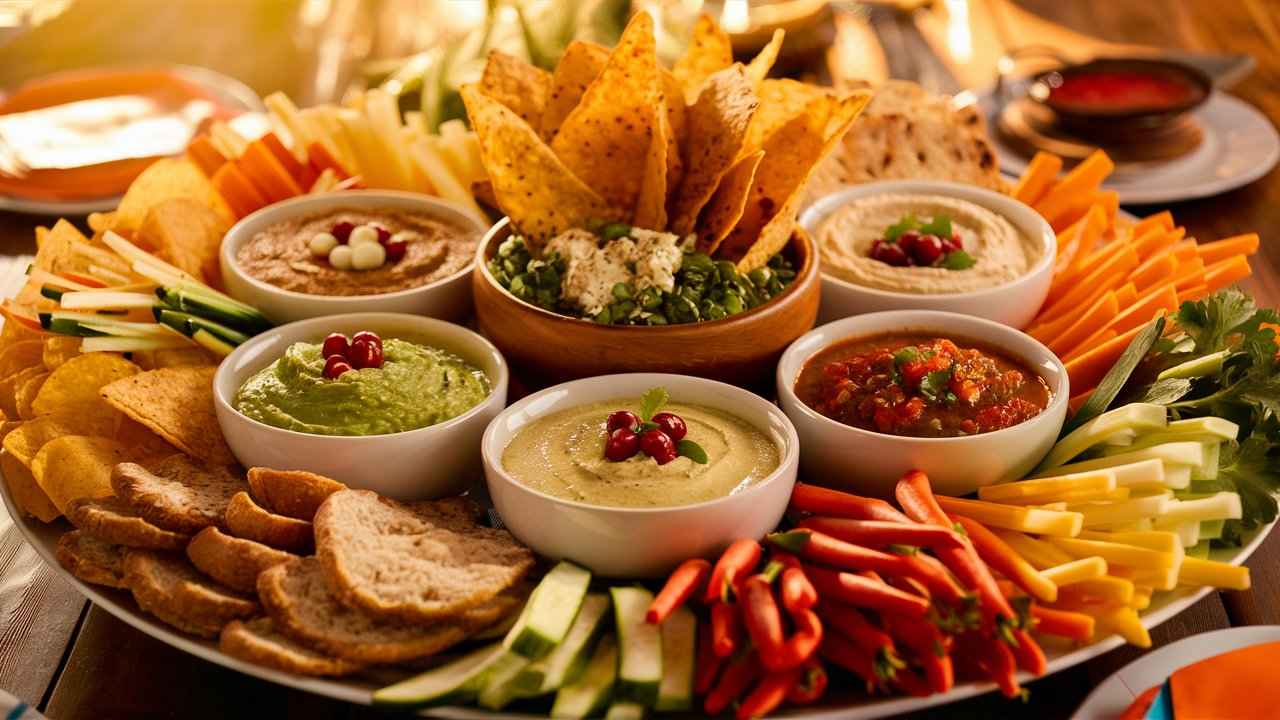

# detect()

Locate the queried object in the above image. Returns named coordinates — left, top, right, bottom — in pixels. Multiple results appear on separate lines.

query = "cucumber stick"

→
left=372, top=642, right=505, bottom=707
left=551, top=634, right=617, bottom=719
left=606, top=702, right=647, bottom=719
left=508, top=561, right=592, bottom=659
left=611, top=587, right=662, bottom=706
left=655, top=605, right=696, bottom=711
left=477, top=651, right=539, bottom=710
left=529, top=593, right=611, bottom=693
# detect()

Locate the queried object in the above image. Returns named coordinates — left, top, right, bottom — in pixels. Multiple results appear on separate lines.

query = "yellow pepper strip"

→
left=1000, top=486, right=1132, bottom=507
left=978, top=471, right=1115, bottom=502
left=1110, top=563, right=1179, bottom=591
left=993, top=529, right=1075, bottom=570
left=1042, top=557, right=1108, bottom=586
left=936, top=496, right=1084, bottom=537
left=1178, top=557, right=1251, bottom=590
left=1098, top=607, right=1152, bottom=648
left=1078, top=530, right=1183, bottom=554
left=1057, top=576, right=1135, bottom=607
left=1130, top=586, right=1153, bottom=610
left=1047, top=536, right=1179, bottom=571
left=951, top=516, right=1058, bottom=604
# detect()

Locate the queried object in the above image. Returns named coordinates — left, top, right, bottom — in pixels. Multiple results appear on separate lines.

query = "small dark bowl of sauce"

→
left=1030, top=58, right=1211, bottom=136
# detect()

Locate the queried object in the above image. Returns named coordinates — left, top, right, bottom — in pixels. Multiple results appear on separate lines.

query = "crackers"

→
left=123, top=549, right=258, bottom=638
left=187, top=527, right=295, bottom=593
left=225, top=491, right=314, bottom=554
left=219, top=618, right=364, bottom=677
left=246, top=467, right=345, bottom=521
left=66, top=496, right=190, bottom=551
left=111, top=456, right=248, bottom=534
left=56, top=530, right=127, bottom=589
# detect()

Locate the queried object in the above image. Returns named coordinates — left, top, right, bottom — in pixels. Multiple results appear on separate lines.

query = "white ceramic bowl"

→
left=799, top=180, right=1057, bottom=328
left=482, top=373, right=800, bottom=578
left=213, top=312, right=508, bottom=500
left=220, top=190, right=487, bottom=324
left=776, top=310, right=1068, bottom=498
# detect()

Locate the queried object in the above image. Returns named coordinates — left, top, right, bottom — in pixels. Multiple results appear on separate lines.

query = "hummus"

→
left=502, top=399, right=781, bottom=508
left=233, top=338, right=488, bottom=435
left=818, top=193, right=1040, bottom=294
left=237, top=208, right=477, bottom=296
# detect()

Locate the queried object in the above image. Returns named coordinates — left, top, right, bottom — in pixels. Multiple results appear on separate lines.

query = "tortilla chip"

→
left=673, top=14, right=734, bottom=105
left=479, top=50, right=552, bottom=129
left=726, top=93, right=870, bottom=272
left=668, top=65, right=759, bottom=235
left=0, top=366, right=45, bottom=420
left=32, top=435, right=132, bottom=515
left=550, top=12, right=662, bottom=213
left=114, top=157, right=233, bottom=232
left=541, top=41, right=610, bottom=140
left=32, top=353, right=139, bottom=419
left=42, top=335, right=81, bottom=371
left=0, top=420, right=20, bottom=441
left=87, top=211, right=117, bottom=234
left=744, top=79, right=832, bottom=156
left=137, top=197, right=230, bottom=288
left=1, top=317, right=43, bottom=346
left=116, top=416, right=179, bottom=463
left=1, top=449, right=59, bottom=522
left=99, top=365, right=235, bottom=465
left=659, top=68, right=688, bottom=200
left=2, top=412, right=120, bottom=467
left=462, top=86, right=621, bottom=244
left=0, top=340, right=44, bottom=378
left=15, top=371, right=49, bottom=420
left=132, top=347, right=216, bottom=370
left=634, top=97, right=671, bottom=231
left=745, top=29, right=785, bottom=90
left=696, top=150, right=763, bottom=254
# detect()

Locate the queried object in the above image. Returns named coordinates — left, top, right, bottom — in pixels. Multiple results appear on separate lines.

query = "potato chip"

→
left=32, top=352, right=139, bottom=418
left=550, top=12, right=662, bottom=213
left=668, top=65, right=759, bottom=235
left=478, top=50, right=552, bottom=128
left=744, top=79, right=832, bottom=156
left=87, top=211, right=117, bottom=234
left=116, top=416, right=179, bottom=463
left=745, top=29, right=785, bottom=90
left=2, top=412, right=120, bottom=467
left=1, top=317, right=42, bottom=346
left=114, top=157, right=233, bottom=232
left=138, top=197, right=230, bottom=288
left=0, top=340, right=44, bottom=378
left=0, top=420, right=20, bottom=441
left=1, top=449, right=59, bottom=522
left=42, top=335, right=81, bottom=371
left=15, top=371, right=49, bottom=420
left=696, top=150, right=763, bottom=254
left=99, top=365, right=235, bottom=465
left=0, top=365, right=45, bottom=420
left=633, top=96, right=671, bottom=231
left=673, top=14, right=734, bottom=105
left=32, top=435, right=131, bottom=515
left=541, top=41, right=609, bottom=140
left=462, top=86, right=621, bottom=244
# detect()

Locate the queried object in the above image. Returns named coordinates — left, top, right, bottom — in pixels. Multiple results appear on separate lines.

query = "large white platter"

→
left=1, top=472, right=1272, bottom=719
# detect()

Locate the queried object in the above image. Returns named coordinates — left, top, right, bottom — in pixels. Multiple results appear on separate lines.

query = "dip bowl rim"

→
left=481, top=372, right=801, bottom=516
left=1031, top=56, right=1213, bottom=122
left=212, top=311, right=509, bottom=442
left=798, top=179, right=1057, bottom=301
left=220, top=189, right=488, bottom=304
left=776, top=309, right=1069, bottom=447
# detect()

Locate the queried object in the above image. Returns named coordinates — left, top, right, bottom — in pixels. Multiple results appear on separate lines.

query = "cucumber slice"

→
left=156, top=286, right=271, bottom=333
left=655, top=605, right=696, bottom=711
left=611, top=586, right=662, bottom=707
left=1157, top=350, right=1229, bottom=380
left=1200, top=519, right=1225, bottom=540
left=606, top=701, right=647, bottom=719
left=80, top=335, right=192, bottom=353
left=372, top=642, right=505, bottom=707
left=1033, top=442, right=1206, bottom=479
left=192, top=328, right=235, bottom=357
left=60, top=291, right=159, bottom=310
left=551, top=634, right=617, bottom=719
left=509, top=561, right=592, bottom=659
left=477, top=651, right=540, bottom=710
left=1192, top=442, right=1221, bottom=482
left=1038, top=403, right=1168, bottom=471
left=1186, top=541, right=1212, bottom=559
left=530, top=593, right=611, bottom=693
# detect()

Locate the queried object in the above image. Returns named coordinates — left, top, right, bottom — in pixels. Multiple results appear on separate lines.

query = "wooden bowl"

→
left=473, top=219, right=820, bottom=390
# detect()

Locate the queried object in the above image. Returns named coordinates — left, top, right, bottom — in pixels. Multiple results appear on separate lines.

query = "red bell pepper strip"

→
left=805, top=565, right=930, bottom=617
left=705, top=539, right=762, bottom=603
left=704, top=652, right=761, bottom=716
left=1029, top=605, right=1095, bottom=642
left=647, top=558, right=711, bottom=624
left=1009, top=628, right=1047, bottom=676
left=780, top=566, right=818, bottom=614
left=799, top=516, right=966, bottom=551
left=711, top=600, right=743, bottom=658
left=736, top=668, right=801, bottom=720
left=771, top=529, right=965, bottom=603
left=817, top=601, right=904, bottom=682
left=694, top=619, right=724, bottom=695
left=741, top=575, right=786, bottom=657
left=818, top=631, right=880, bottom=692
left=786, top=659, right=828, bottom=705
left=789, top=482, right=914, bottom=523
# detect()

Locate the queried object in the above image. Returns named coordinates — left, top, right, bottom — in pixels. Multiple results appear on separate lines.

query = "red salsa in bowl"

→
left=794, top=333, right=1051, bottom=438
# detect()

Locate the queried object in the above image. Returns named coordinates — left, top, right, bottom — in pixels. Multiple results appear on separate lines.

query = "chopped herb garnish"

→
left=883, top=214, right=919, bottom=242
left=940, top=250, right=977, bottom=270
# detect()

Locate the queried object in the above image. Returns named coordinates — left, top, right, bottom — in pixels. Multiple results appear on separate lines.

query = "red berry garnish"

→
left=351, top=330, right=382, bottom=350
left=348, top=338, right=383, bottom=369
left=321, top=333, right=349, bottom=359
left=323, top=355, right=352, bottom=379
left=869, top=240, right=911, bottom=267
left=897, top=231, right=921, bottom=254
left=912, top=234, right=945, bottom=266
left=651, top=412, right=687, bottom=441
left=331, top=221, right=354, bottom=243
left=374, top=225, right=391, bottom=244
left=639, top=428, right=677, bottom=465
left=606, top=410, right=641, bottom=433
left=384, top=239, right=408, bottom=263
left=940, top=234, right=962, bottom=254
left=605, top=428, right=640, bottom=461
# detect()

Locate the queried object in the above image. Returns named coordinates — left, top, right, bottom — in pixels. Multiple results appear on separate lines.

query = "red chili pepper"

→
left=1009, top=628, right=1047, bottom=676
left=705, top=539, right=762, bottom=603
left=646, top=558, right=711, bottom=624
left=806, top=565, right=930, bottom=617
left=711, top=600, right=743, bottom=658
left=883, top=612, right=953, bottom=694
left=816, top=601, right=903, bottom=682
left=780, top=567, right=817, bottom=613
left=818, top=630, right=880, bottom=692
left=774, top=530, right=963, bottom=604
left=773, top=607, right=823, bottom=671
left=694, top=618, right=724, bottom=695
left=894, top=470, right=951, bottom=526
left=893, top=668, right=934, bottom=697
left=799, top=516, right=966, bottom=551
left=786, top=659, right=828, bottom=705
left=789, top=482, right=913, bottom=523
left=741, top=575, right=787, bottom=658
left=956, top=632, right=1021, bottom=699
left=704, top=652, right=761, bottom=716
left=736, top=668, right=801, bottom=720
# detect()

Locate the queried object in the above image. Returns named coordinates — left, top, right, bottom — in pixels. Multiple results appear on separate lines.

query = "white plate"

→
left=978, top=90, right=1280, bottom=206
left=1, top=470, right=1273, bottom=719
left=1071, top=625, right=1280, bottom=720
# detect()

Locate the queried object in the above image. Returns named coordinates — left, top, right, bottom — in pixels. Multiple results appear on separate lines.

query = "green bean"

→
left=612, top=282, right=632, bottom=301
left=599, top=223, right=632, bottom=241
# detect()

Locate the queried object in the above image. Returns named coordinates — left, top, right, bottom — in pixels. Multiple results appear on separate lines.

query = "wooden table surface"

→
left=2, top=1, right=1279, bottom=718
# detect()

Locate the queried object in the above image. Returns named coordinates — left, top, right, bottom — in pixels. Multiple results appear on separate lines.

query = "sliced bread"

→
left=56, top=530, right=127, bottom=589
left=219, top=618, right=364, bottom=677
left=187, top=527, right=295, bottom=593
left=247, top=468, right=345, bottom=521
left=66, top=496, right=190, bottom=551
left=123, top=548, right=258, bottom=638
left=112, top=455, right=248, bottom=534
left=224, top=491, right=313, bottom=554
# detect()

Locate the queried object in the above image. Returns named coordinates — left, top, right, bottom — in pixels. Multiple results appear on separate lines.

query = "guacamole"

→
left=234, top=338, right=489, bottom=436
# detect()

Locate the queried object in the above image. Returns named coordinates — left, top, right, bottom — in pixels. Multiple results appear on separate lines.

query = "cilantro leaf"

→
left=883, top=214, right=919, bottom=242
left=1175, top=288, right=1258, bottom=354
left=1216, top=435, right=1280, bottom=543
left=893, top=346, right=920, bottom=367
left=677, top=439, right=708, bottom=464
left=919, top=370, right=952, bottom=403
left=919, top=214, right=953, bottom=238
left=639, top=387, right=669, bottom=422
left=941, top=250, right=977, bottom=270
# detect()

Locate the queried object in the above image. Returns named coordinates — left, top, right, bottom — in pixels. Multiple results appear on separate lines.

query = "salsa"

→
left=1047, top=70, right=1201, bottom=114
left=795, top=334, right=1051, bottom=438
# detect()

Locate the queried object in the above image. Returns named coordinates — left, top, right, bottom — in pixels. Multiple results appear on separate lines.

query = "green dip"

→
left=234, top=338, right=489, bottom=436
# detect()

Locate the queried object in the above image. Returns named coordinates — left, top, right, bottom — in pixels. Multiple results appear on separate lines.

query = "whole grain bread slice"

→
left=219, top=618, right=364, bottom=677
left=257, top=557, right=519, bottom=664
left=247, top=468, right=345, bottom=521
left=224, top=491, right=313, bottom=554
left=123, top=548, right=258, bottom=638
left=314, top=490, right=533, bottom=622
left=187, top=527, right=296, bottom=593
left=56, top=530, right=127, bottom=589
left=112, top=455, right=248, bottom=534
left=67, top=496, right=190, bottom=551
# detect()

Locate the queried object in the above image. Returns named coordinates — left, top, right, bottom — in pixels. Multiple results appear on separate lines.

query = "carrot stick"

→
left=1054, top=211, right=1086, bottom=259
left=1048, top=188, right=1118, bottom=233
left=780, top=567, right=817, bottom=613
left=1204, top=254, right=1253, bottom=292
left=788, top=483, right=913, bottom=524
left=797, top=517, right=966, bottom=551
left=771, top=530, right=963, bottom=602
left=882, top=611, right=954, bottom=693
left=1198, top=233, right=1260, bottom=265
left=804, top=566, right=930, bottom=617
left=1104, top=282, right=1179, bottom=336
left=695, top=620, right=724, bottom=694
left=1047, top=291, right=1118, bottom=357
left=1131, top=252, right=1177, bottom=291
left=1094, top=189, right=1119, bottom=228
left=210, top=162, right=267, bottom=218
left=1068, top=389, right=1094, bottom=414
left=240, top=141, right=303, bottom=203
left=1065, top=323, right=1147, bottom=391
left=704, top=652, right=761, bottom=716
left=950, top=515, right=1057, bottom=604
left=1171, top=238, right=1199, bottom=263
left=1115, top=282, right=1137, bottom=307
left=1030, top=605, right=1095, bottom=641
left=1013, top=151, right=1063, bottom=206
left=1172, top=257, right=1206, bottom=291
left=186, top=135, right=227, bottom=177
left=706, top=539, right=762, bottom=603
left=1133, top=226, right=1183, bottom=260
left=307, top=141, right=351, bottom=179
left=261, top=132, right=317, bottom=189
left=1179, top=284, right=1211, bottom=303
left=1065, top=327, right=1117, bottom=363
left=1045, top=206, right=1108, bottom=303
left=1033, top=150, right=1115, bottom=224
left=647, top=558, right=711, bottom=624
left=1009, top=628, right=1048, bottom=676
left=1132, top=210, right=1174, bottom=236
left=1039, top=246, right=1138, bottom=324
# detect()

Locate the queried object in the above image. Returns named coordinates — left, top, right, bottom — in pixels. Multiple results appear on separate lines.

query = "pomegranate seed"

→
left=940, top=234, right=962, bottom=254
left=331, top=221, right=354, bottom=243
left=384, top=239, right=408, bottom=263
left=897, top=231, right=921, bottom=254
left=323, top=355, right=353, bottom=379
left=651, top=412, right=687, bottom=441
left=374, top=225, right=391, bottom=244
left=870, top=241, right=911, bottom=267
left=605, top=428, right=640, bottom=461
left=912, top=234, right=945, bottom=266
left=321, top=333, right=349, bottom=359
left=639, top=429, right=677, bottom=465
left=607, top=410, right=641, bottom=433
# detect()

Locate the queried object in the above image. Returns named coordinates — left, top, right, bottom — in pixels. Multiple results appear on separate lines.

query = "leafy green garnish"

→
left=677, top=439, right=708, bottom=464
left=883, top=214, right=918, bottom=242
left=919, top=214, right=953, bottom=238
left=893, top=346, right=920, bottom=367
left=1062, top=316, right=1166, bottom=435
left=1175, top=287, right=1258, bottom=354
left=919, top=370, right=952, bottom=403
left=1215, top=436, right=1280, bottom=543
left=940, top=250, right=977, bottom=271
left=638, top=387, right=669, bottom=422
